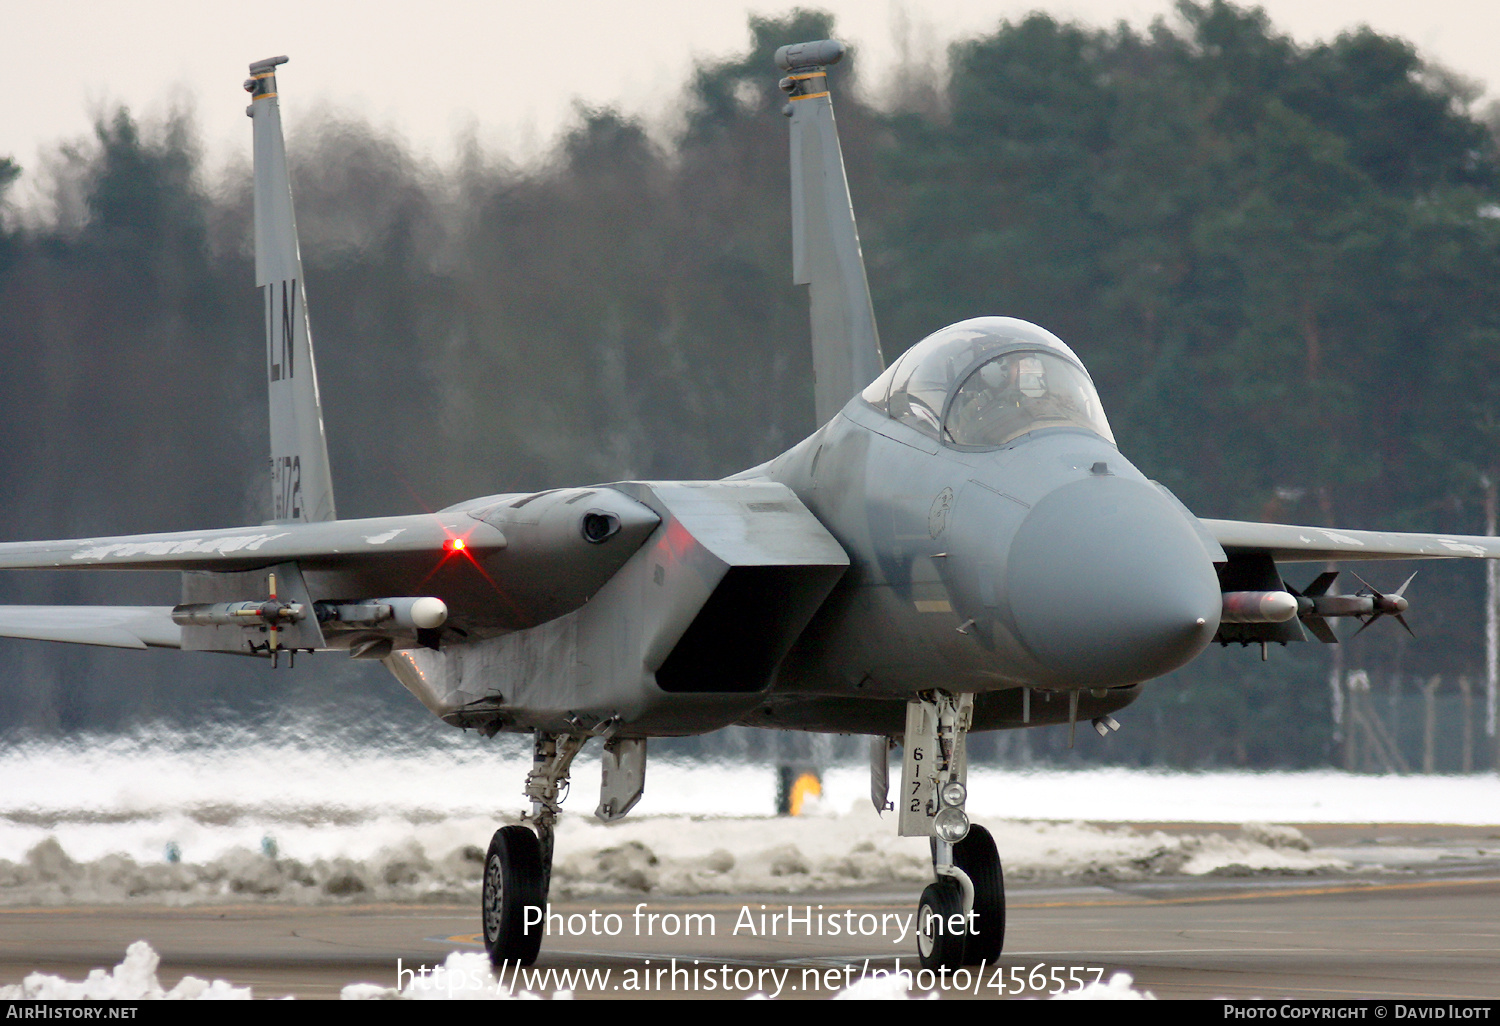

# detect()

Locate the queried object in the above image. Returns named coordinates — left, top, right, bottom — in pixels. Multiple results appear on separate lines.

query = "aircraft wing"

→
left=0, top=512, right=506, bottom=573
left=0, top=512, right=505, bottom=652
left=0, top=606, right=180, bottom=649
left=1203, top=518, right=1500, bottom=563
left=0, top=484, right=664, bottom=652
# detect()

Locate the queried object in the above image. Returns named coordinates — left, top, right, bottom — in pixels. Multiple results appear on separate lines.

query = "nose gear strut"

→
left=899, top=690, right=1005, bottom=970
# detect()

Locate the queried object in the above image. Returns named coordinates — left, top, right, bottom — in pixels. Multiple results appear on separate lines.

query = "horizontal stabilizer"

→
left=1205, top=519, right=1500, bottom=563
left=0, top=606, right=180, bottom=649
left=0, top=512, right=506, bottom=572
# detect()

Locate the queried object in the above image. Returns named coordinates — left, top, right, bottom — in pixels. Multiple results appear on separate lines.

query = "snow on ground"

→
left=0, top=807, right=1346, bottom=906
left=0, top=733, right=1495, bottom=904
left=0, top=941, right=249, bottom=1000
left=0, top=734, right=1482, bottom=998
left=0, top=941, right=1155, bottom=1000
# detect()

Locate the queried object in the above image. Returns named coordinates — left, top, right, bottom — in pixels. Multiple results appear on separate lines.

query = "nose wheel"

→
left=917, top=878, right=966, bottom=969
left=954, top=823, right=1005, bottom=965
left=917, top=824, right=1006, bottom=970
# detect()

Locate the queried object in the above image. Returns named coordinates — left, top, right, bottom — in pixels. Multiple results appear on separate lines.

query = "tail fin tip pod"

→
left=777, top=39, right=884, bottom=426
left=245, top=57, right=338, bottom=524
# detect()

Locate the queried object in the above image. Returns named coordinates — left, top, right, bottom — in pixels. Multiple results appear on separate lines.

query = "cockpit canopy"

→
left=860, top=317, right=1115, bottom=448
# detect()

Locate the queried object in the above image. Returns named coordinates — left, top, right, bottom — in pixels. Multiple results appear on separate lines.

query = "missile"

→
left=316, top=596, right=448, bottom=630
left=172, top=600, right=304, bottom=627
left=1283, top=571, right=1415, bottom=642
left=1298, top=593, right=1377, bottom=618
left=172, top=596, right=447, bottom=630
left=1220, top=590, right=1299, bottom=624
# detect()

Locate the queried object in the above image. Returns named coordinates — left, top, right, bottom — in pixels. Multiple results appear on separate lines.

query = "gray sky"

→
left=8, top=0, right=1500, bottom=208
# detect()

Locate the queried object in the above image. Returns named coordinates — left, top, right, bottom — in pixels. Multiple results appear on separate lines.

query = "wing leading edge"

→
left=1204, top=518, right=1500, bottom=563
left=0, top=512, right=507, bottom=573
left=0, top=511, right=507, bottom=652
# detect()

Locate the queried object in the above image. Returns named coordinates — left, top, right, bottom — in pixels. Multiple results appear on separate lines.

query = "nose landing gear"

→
left=896, top=691, right=1006, bottom=970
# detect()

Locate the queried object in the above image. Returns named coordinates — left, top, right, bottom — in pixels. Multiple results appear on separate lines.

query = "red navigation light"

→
left=445, top=538, right=467, bottom=553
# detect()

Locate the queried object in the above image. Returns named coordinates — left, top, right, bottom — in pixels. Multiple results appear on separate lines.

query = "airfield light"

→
left=940, top=780, right=967, bottom=807
left=934, top=806, right=970, bottom=843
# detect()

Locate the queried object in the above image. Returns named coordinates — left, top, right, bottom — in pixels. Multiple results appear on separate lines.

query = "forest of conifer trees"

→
left=0, top=2, right=1497, bottom=770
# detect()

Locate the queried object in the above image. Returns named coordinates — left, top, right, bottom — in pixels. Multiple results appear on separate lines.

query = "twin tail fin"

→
left=246, top=57, right=337, bottom=523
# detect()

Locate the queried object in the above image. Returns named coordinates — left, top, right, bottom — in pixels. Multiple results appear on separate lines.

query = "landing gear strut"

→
left=894, top=691, right=1006, bottom=970
left=482, top=730, right=586, bottom=967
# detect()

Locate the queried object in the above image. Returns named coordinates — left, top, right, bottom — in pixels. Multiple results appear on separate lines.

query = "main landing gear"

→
left=882, top=690, right=1006, bottom=970
left=482, top=730, right=648, bottom=966
left=482, top=731, right=582, bottom=966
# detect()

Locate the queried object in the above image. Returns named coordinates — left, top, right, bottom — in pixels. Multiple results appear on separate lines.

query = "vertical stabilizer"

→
left=776, top=40, right=884, bottom=425
left=246, top=57, right=337, bottom=523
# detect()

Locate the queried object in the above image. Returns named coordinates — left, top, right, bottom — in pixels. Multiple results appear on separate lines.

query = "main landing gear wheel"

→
left=916, top=877, right=966, bottom=971
left=954, top=823, right=1005, bottom=964
left=482, top=825, right=545, bottom=966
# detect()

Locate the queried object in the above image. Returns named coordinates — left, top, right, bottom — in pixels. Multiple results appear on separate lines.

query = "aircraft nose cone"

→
left=1006, top=476, right=1220, bottom=686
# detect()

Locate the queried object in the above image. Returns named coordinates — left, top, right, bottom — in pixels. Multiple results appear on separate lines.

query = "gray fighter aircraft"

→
left=2, top=45, right=1497, bottom=972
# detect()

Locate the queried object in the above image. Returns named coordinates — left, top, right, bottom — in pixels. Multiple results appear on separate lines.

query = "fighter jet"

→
left=1, top=45, right=1497, bottom=972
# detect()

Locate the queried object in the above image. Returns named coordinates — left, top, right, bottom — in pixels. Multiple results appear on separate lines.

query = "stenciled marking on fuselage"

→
left=927, top=487, right=954, bottom=539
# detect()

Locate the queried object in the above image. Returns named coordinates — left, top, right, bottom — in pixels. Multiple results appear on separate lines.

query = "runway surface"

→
left=2, top=824, right=1498, bottom=1000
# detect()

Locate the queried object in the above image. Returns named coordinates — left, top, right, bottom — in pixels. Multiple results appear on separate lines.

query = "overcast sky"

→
left=8, top=0, right=1500, bottom=207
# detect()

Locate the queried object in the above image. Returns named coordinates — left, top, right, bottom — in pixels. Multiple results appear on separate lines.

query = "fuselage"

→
left=746, top=317, right=1224, bottom=718
left=388, top=317, right=1225, bottom=738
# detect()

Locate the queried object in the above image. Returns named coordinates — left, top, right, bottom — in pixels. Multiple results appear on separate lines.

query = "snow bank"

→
left=0, top=809, right=1344, bottom=906
left=1052, top=971, right=1156, bottom=1000
left=0, top=941, right=248, bottom=1000
left=4, top=730, right=1492, bottom=906
left=0, top=939, right=1161, bottom=1001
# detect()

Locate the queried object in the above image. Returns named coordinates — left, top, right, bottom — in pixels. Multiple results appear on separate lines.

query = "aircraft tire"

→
left=482, top=825, right=545, bottom=967
left=954, top=824, right=1005, bottom=964
left=916, top=878, right=966, bottom=971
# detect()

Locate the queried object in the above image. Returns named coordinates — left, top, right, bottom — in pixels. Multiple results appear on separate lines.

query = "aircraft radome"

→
left=1, top=44, right=1496, bottom=971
